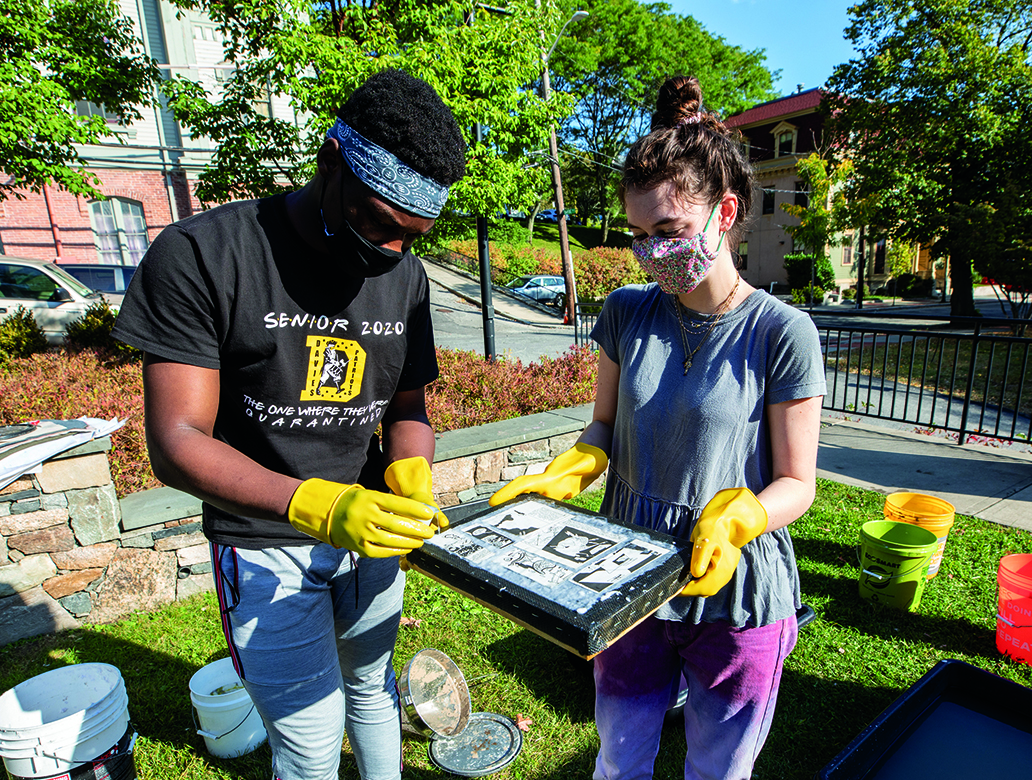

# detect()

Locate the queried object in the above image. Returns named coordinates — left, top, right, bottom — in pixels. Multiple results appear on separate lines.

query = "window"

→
left=762, top=189, right=775, bottom=215
left=0, top=263, right=59, bottom=301
left=89, top=199, right=149, bottom=265
left=252, top=75, right=274, bottom=118
left=737, top=242, right=748, bottom=270
left=75, top=101, right=121, bottom=126
left=773, top=122, right=797, bottom=158
left=842, top=245, right=853, bottom=266
left=874, top=239, right=886, bottom=275
left=794, top=180, right=809, bottom=208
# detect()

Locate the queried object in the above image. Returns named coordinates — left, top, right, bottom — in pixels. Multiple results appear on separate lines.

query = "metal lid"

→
left=427, top=712, right=523, bottom=777
left=398, top=649, right=471, bottom=739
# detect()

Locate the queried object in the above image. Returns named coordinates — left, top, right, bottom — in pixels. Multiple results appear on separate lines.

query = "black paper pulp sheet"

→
left=406, top=495, right=693, bottom=658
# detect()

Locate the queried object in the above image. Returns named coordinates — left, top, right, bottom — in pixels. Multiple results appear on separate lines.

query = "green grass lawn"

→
left=2, top=478, right=1031, bottom=780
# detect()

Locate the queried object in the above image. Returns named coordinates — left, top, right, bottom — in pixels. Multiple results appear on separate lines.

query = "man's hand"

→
left=288, top=478, right=436, bottom=556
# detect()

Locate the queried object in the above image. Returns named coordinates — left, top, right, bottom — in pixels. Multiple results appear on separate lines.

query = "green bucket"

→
left=858, top=520, right=938, bottom=611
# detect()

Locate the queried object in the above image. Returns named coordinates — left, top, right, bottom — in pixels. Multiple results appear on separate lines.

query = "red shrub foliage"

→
left=574, top=246, right=647, bottom=301
left=426, top=346, right=598, bottom=430
left=0, top=351, right=155, bottom=497
left=0, top=346, right=598, bottom=498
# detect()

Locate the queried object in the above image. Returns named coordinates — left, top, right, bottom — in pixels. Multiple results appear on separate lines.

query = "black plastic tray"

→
left=816, top=659, right=1032, bottom=779
left=409, top=496, right=692, bottom=659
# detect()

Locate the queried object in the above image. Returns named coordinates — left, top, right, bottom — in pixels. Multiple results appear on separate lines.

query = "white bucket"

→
left=0, top=663, right=131, bottom=778
left=188, top=658, right=266, bottom=759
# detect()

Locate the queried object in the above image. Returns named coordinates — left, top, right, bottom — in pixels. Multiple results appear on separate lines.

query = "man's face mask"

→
left=320, top=177, right=407, bottom=279
left=631, top=205, right=724, bottom=295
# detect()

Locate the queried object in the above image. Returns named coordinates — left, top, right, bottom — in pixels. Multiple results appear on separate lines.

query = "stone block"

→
left=548, top=431, right=581, bottom=456
left=432, top=457, right=476, bottom=494
left=0, top=554, right=58, bottom=597
left=41, top=493, right=68, bottom=510
left=457, top=488, right=479, bottom=503
left=1, top=479, right=35, bottom=496
left=43, top=568, right=104, bottom=599
left=524, top=462, right=548, bottom=476
left=0, top=507, right=68, bottom=536
left=474, top=451, right=505, bottom=485
left=437, top=492, right=460, bottom=508
left=154, top=531, right=207, bottom=552
left=179, top=561, right=211, bottom=578
left=177, top=544, right=211, bottom=568
left=50, top=542, right=118, bottom=571
left=11, top=499, right=42, bottom=514
left=176, top=573, right=213, bottom=601
left=8, top=550, right=23, bottom=563
left=8, top=524, right=76, bottom=555
left=37, top=452, right=112, bottom=494
left=151, top=521, right=202, bottom=541
left=90, top=548, right=177, bottom=624
left=68, top=485, right=121, bottom=546
left=0, top=587, right=79, bottom=646
left=59, top=592, right=93, bottom=617
left=120, top=487, right=202, bottom=532
left=2, top=489, right=40, bottom=504
left=475, top=482, right=505, bottom=496
left=0, top=533, right=6, bottom=564
left=500, top=465, right=526, bottom=482
left=121, top=531, right=154, bottom=548
left=507, top=440, right=550, bottom=464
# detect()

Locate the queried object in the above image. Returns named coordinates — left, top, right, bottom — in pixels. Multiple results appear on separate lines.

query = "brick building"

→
left=1, top=0, right=295, bottom=267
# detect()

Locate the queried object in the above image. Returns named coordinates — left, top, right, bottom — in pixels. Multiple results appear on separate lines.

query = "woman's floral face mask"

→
left=631, top=205, right=723, bottom=294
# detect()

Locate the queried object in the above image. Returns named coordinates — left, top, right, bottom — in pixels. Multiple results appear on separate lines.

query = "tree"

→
left=780, top=153, right=852, bottom=258
left=0, top=0, right=158, bottom=200
left=550, top=0, right=777, bottom=243
left=162, top=0, right=565, bottom=233
left=826, top=0, right=1032, bottom=317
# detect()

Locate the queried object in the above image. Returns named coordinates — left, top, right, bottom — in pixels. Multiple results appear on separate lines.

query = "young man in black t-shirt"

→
left=113, top=69, right=465, bottom=780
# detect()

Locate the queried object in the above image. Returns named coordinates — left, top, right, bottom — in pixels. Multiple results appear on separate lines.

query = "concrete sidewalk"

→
left=421, top=258, right=569, bottom=327
left=818, top=416, right=1032, bottom=531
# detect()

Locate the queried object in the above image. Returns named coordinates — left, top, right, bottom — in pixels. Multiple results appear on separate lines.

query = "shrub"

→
left=64, top=301, right=140, bottom=357
left=0, top=307, right=48, bottom=361
left=791, top=284, right=825, bottom=305
left=426, top=346, right=598, bottom=431
left=0, top=346, right=598, bottom=497
left=574, top=247, right=646, bottom=301
left=784, top=253, right=836, bottom=292
left=0, top=350, right=151, bottom=496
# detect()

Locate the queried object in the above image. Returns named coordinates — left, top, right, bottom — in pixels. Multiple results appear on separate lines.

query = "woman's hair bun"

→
left=651, top=75, right=704, bottom=132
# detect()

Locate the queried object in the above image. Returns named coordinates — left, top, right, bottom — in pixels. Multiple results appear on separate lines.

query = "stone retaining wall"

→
left=0, top=405, right=595, bottom=646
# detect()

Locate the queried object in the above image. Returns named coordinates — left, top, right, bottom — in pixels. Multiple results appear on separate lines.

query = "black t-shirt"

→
left=112, top=194, right=438, bottom=548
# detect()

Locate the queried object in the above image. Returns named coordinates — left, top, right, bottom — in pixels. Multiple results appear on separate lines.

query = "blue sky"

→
left=666, top=0, right=859, bottom=95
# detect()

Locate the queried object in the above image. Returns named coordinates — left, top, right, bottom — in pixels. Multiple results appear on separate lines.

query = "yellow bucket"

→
left=883, top=492, right=955, bottom=579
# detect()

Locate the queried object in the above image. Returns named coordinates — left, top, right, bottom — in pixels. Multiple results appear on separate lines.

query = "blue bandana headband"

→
left=326, top=119, right=449, bottom=218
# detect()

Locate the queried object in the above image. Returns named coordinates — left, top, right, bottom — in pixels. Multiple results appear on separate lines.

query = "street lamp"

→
left=538, top=7, right=588, bottom=326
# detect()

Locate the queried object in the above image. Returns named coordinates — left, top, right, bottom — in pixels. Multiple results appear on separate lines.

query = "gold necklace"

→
left=672, top=275, right=740, bottom=375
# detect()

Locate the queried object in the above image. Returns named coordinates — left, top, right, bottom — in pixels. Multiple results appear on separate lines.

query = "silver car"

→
left=0, top=256, right=123, bottom=344
left=506, top=275, right=566, bottom=308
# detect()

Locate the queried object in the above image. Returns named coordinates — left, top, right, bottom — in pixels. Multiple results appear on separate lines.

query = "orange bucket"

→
left=997, top=554, right=1032, bottom=666
left=883, top=492, right=955, bottom=579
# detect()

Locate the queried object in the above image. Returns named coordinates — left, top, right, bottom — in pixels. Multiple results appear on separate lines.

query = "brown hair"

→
left=621, top=76, right=754, bottom=250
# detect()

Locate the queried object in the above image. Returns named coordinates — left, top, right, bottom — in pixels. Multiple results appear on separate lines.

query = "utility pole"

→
left=536, top=3, right=588, bottom=326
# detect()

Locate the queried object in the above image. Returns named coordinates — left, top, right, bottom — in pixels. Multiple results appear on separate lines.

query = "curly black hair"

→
left=337, top=68, right=466, bottom=187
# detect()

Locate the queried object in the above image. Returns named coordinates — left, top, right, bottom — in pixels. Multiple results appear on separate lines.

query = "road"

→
left=428, top=278, right=579, bottom=364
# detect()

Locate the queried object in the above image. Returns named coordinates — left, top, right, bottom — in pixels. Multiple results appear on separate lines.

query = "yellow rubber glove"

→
left=680, top=488, right=768, bottom=597
left=384, top=456, right=449, bottom=530
left=489, top=443, right=608, bottom=506
left=287, top=479, right=436, bottom=557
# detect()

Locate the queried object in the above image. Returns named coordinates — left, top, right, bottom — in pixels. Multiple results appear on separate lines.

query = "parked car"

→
left=537, top=209, right=558, bottom=223
left=58, top=263, right=138, bottom=294
left=0, top=256, right=123, bottom=344
left=505, top=275, right=566, bottom=308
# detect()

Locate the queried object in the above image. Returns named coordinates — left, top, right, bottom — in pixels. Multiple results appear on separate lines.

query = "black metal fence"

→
left=575, top=303, right=1032, bottom=446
